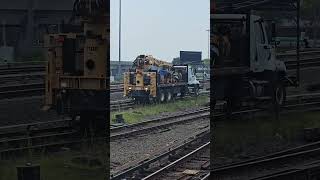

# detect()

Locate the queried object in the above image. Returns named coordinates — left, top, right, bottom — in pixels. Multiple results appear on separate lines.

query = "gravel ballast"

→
left=110, top=117, right=209, bottom=175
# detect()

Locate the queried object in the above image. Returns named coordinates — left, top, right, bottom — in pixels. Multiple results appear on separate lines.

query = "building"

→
left=110, top=61, right=132, bottom=77
left=0, top=0, right=74, bottom=59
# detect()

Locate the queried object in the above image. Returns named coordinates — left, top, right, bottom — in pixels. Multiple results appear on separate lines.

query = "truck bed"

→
left=157, top=82, right=188, bottom=88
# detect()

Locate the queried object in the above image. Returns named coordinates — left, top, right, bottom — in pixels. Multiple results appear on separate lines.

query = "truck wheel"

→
left=274, top=83, right=286, bottom=106
left=158, top=90, right=165, bottom=103
left=56, top=97, right=64, bottom=115
left=166, top=91, right=173, bottom=102
left=212, top=99, right=217, bottom=110
left=225, top=98, right=233, bottom=117
left=180, top=89, right=185, bottom=98
left=194, top=85, right=200, bottom=96
left=225, top=97, right=241, bottom=117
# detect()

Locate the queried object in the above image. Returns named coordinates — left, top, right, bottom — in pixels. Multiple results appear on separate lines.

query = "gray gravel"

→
left=110, top=117, right=209, bottom=175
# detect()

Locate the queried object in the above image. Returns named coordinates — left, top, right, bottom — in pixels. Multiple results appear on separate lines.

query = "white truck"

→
left=211, top=13, right=297, bottom=111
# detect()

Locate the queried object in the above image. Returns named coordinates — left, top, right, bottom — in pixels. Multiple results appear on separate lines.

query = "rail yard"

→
left=108, top=43, right=320, bottom=179
left=1, top=37, right=320, bottom=180
left=1, top=0, right=320, bottom=179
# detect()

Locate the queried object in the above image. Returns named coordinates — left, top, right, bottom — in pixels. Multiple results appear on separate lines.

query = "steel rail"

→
left=212, top=146, right=320, bottom=179
left=110, top=129, right=210, bottom=179
left=110, top=92, right=320, bottom=141
left=142, top=142, right=210, bottom=180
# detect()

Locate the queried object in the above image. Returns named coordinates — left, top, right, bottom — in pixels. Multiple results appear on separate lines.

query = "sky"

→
left=110, top=0, right=210, bottom=62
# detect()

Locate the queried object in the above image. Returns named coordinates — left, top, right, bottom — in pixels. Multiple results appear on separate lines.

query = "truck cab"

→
left=249, top=15, right=286, bottom=73
left=211, top=14, right=286, bottom=74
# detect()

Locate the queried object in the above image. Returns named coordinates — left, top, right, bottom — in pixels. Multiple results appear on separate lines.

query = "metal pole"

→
left=207, top=29, right=210, bottom=60
left=118, top=0, right=122, bottom=80
left=207, top=29, right=210, bottom=81
left=296, top=0, right=300, bottom=86
left=2, top=20, right=6, bottom=46
left=27, top=0, right=34, bottom=50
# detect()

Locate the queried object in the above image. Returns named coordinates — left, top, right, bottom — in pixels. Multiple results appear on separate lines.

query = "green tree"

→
left=202, top=59, right=210, bottom=65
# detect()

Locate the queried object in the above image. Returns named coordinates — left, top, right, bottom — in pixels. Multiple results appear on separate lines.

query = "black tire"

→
left=225, top=98, right=240, bottom=118
left=56, top=97, right=64, bottom=115
left=180, top=87, right=188, bottom=98
left=134, top=98, right=141, bottom=104
left=180, top=89, right=185, bottom=98
left=194, top=85, right=200, bottom=96
left=158, top=90, right=166, bottom=103
left=225, top=98, right=233, bottom=117
left=274, top=83, right=286, bottom=107
left=166, top=90, right=173, bottom=102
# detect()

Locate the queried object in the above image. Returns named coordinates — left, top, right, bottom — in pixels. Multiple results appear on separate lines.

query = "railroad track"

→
left=111, top=130, right=210, bottom=180
left=277, top=49, right=320, bottom=58
left=0, top=91, right=308, bottom=156
left=0, top=119, right=74, bottom=157
left=111, top=91, right=210, bottom=112
left=0, top=64, right=124, bottom=99
left=277, top=50, right=320, bottom=70
left=285, top=55, right=320, bottom=69
left=0, top=93, right=318, bottom=177
left=0, top=72, right=44, bottom=83
left=142, top=142, right=210, bottom=180
left=110, top=106, right=210, bottom=141
left=0, top=118, right=106, bottom=158
left=0, top=64, right=45, bottom=99
left=110, top=84, right=123, bottom=93
left=212, top=140, right=320, bottom=179
left=0, top=83, right=44, bottom=99
left=0, top=65, right=45, bottom=75
left=0, top=82, right=122, bottom=99
left=109, top=93, right=320, bottom=178
left=110, top=92, right=320, bottom=141
left=110, top=99, right=134, bottom=112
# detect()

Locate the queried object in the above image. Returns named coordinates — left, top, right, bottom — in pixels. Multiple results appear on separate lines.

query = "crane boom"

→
left=132, top=55, right=172, bottom=71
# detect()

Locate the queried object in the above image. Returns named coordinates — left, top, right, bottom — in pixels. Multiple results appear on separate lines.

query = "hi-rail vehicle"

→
left=211, top=0, right=300, bottom=113
left=43, top=0, right=109, bottom=131
left=124, top=55, right=200, bottom=103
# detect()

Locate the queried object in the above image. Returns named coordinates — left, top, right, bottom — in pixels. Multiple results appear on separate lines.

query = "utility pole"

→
left=118, top=0, right=122, bottom=80
left=207, top=29, right=210, bottom=60
left=296, top=0, right=300, bottom=86
left=2, top=20, right=6, bottom=46
left=27, top=0, right=34, bottom=52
